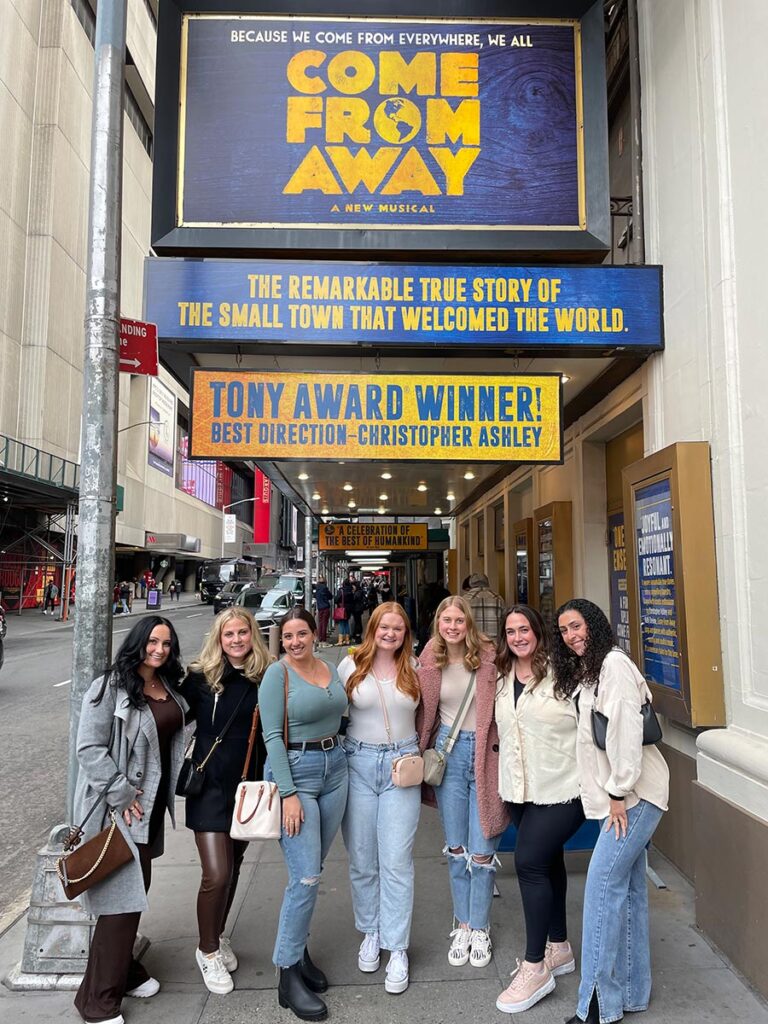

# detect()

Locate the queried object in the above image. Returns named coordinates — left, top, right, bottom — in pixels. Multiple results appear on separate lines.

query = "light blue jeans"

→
left=577, top=799, right=664, bottom=1023
left=342, top=734, right=422, bottom=951
left=265, top=745, right=349, bottom=967
left=433, top=725, right=501, bottom=931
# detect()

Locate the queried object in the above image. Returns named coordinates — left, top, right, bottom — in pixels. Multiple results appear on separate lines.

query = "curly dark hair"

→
left=92, top=615, right=183, bottom=708
left=494, top=605, right=551, bottom=690
left=551, top=599, right=615, bottom=698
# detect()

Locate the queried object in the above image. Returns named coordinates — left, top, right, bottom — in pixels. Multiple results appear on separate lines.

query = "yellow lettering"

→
left=378, top=51, right=436, bottom=95
left=327, top=50, right=376, bottom=94
left=326, top=146, right=400, bottom=192
left=325, top=97, right=371, bottom=144
left=429, top=147, right=480, bottom=195
left=283, top=146, right=342, bottom=194
left=286, top=50, right=327, bottom=94
left=286, top=96, right=323, bottom=143
left=440, top=52, right=479, bottom=97
left=381, top=147, right=440, bottom=195
left=426, top=99, right=480, bottom=145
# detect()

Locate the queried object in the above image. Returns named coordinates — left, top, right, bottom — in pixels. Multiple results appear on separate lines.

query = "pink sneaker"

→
left=496, top=959, right=555, bottom=1014
left=544, top=940, right=576, bottom=976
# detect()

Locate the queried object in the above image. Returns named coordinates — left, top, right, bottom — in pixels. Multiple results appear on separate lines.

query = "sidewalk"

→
left=1, top=811, right=767, bottom=1024
left=3, top=592, right=203, bottom=640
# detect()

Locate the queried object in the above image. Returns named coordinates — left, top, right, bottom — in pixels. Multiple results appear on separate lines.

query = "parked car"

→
left=235, top=587, right=298, bottom=643
left=213, top=580, right=256, bottom=615
left=274, top=572, right=305, bottom=602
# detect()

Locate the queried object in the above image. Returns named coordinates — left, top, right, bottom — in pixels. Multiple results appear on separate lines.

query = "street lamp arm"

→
left=221, top=496, right=260, bottom=557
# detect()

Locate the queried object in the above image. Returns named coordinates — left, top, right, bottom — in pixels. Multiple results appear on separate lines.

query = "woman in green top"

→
left=260, top=607, right=348, bottom=1023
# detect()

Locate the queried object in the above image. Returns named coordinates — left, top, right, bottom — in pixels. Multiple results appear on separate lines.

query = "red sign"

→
left=253, top=469, right=272, bottom=544
left=119, top=317, right=158, bottom=375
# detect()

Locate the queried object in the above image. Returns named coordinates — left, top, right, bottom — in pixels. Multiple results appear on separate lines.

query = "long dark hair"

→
left=91, top=615, right=183, bottom=708
left=551, top=599, right=615, bottom=698
left=495, top=605, right=550, bottom=686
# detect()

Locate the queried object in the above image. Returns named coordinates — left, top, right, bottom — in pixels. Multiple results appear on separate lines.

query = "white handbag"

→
left=230, top=778, right=281, bottom=840
left=229, top=666, right=289, bottom=842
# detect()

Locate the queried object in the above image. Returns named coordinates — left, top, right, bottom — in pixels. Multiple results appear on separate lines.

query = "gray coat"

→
left=71, top=675, right=188, bottom=916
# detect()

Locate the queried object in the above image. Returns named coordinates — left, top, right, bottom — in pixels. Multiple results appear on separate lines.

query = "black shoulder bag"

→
left=590, top=672, right=662, bottom=751
left=176, top=688, right=251, bottom=797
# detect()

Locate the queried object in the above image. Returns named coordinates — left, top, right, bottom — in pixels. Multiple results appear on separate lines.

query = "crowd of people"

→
left=69, top=581, right=668, bottom=1024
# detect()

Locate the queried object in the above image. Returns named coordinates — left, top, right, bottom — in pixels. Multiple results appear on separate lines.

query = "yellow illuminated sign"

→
left=319, top=523, right=428, bottom=551
left=190, top=371, right=562, bottom=463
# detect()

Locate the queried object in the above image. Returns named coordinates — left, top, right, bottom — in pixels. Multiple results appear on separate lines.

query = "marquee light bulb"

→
left=343, top=483, right=353, bottom=491
left=298, top=472, right=309, bottom=480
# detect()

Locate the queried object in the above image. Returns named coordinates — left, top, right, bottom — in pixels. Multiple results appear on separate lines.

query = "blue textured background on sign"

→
left=180, top=17, right=580, bottom=228
left=144, top=259, right=663, bottom=349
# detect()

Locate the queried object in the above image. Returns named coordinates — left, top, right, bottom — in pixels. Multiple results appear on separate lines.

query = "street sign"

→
left=119, top=317, right=158, bottom=375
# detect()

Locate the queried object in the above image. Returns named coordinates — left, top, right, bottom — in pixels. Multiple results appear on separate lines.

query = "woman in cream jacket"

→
left=494, top=605, right=584, bottom=1015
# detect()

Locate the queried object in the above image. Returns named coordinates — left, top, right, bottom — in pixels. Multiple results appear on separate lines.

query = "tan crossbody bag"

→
left=372, top=672, right=424, bottom=788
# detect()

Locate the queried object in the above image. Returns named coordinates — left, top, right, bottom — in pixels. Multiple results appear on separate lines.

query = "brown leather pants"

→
left=194, top=831, right=248, bottom=953
left=74, top=843, right=152, bottom=1023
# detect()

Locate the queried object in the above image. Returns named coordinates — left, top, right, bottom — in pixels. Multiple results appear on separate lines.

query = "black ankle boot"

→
left=300, top=947, right=328, bottom=993
left=278, top=963, right=328, bottom=1021
left=565, top=992, right=600, bottom=1024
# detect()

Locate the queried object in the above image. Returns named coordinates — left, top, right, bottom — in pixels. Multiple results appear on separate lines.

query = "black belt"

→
left=287, top=736, right=340, bottom=752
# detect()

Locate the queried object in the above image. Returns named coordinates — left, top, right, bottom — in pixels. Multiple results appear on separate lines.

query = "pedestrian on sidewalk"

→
left=72, top=616, right=187, bottom=1024
left=553, top=599, right=670, bottom=1024
left=494, top=606, right=584, bottom=1015
left=260, top=607, right=349, bottom=1022
left=338, top=602, right=421, bottom=995
left=119, top=580, right=131, bottom=614
left=314, top=576, right=333, bottom=645
left=178, top=607, right=274, bottom=995
left=465, top=572, right=505, bottom=641
left=334, top=581, right=352, bottom=646
left=42, top=579, right=58, bottom=615
left=416, top=596, right=509, bottom=970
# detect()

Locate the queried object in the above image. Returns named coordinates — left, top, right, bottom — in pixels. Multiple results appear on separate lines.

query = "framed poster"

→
left=513, top=517, right=533, bottom=606
left=533, top=501, right=572, bottom=629
left=622, top=442, right=725, bottom=728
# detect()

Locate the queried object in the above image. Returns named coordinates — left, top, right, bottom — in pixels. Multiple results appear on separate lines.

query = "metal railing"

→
left=0, top=434, right=80, bottom=491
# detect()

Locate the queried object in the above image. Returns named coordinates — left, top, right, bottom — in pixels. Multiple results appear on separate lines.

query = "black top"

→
left=513, top=675, right=525, bottom=708
left=178, top=664, right=266, bottom=832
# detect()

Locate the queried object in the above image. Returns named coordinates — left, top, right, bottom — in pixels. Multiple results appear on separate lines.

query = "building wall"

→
left=639, top=0, right=768, bottom=996
left=0, top=0, right=250, bottom=560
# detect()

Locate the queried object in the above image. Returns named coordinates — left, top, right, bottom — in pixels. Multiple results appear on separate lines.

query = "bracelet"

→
left=608, top=794, right=625, bottom=801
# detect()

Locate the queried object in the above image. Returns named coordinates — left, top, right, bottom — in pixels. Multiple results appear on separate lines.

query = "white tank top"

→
left=338, top=658, right=418, bottom=744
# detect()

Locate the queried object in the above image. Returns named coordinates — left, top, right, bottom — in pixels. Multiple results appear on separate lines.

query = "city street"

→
left=0, top=598, right=212, bottom=932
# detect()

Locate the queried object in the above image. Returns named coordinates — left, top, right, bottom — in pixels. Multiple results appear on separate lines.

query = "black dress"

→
left=178, top=665, right=266, bottom=832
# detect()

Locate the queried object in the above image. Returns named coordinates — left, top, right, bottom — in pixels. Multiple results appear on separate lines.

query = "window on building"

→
left=124, top=83, right=153, bottom=157
left=70, top=0, right=96, bottom=45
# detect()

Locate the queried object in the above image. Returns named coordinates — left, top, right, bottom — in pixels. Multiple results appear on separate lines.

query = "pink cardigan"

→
left=416, top=639, right=510, bottom=840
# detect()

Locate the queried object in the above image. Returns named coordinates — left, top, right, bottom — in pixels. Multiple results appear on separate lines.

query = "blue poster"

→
left=144, top=258, right=663, bottom=350
left=634, top=478, right=681, bottom=692
left=608, top=511, right=630, bottom=655
left=179, top=16, right=583, bottom=229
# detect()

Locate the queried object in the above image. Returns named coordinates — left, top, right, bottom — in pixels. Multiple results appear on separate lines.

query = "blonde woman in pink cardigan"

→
left=416, top=596, right=510, bottom=969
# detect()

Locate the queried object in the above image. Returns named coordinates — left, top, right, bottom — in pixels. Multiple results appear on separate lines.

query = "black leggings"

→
left=512, top=799, right=585, bottom=963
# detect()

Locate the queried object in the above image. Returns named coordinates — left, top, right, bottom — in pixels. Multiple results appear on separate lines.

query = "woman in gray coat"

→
left=72, top=616, right=187, bottom=1024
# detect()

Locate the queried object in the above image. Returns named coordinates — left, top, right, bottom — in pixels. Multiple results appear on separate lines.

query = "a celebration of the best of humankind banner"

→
left=189, top=371, right=562, bottom=463
left=178, top=16, right=584, bottom=229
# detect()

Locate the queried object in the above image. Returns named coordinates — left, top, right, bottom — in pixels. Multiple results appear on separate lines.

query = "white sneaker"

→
left=358, top=932, right=381, bottom=972
left=219, top=935, right=238, bottom=972
left=195, top=948, right=234, bottom=994
left=385, top=950, right=409, bottom=994
left=84, top=1016, right=123, bottom=1024
left=448, top=927, right=472, bottom=966
left=125, top=976, right=160, bottom=997
left=469, top=928, right=493, bottom=967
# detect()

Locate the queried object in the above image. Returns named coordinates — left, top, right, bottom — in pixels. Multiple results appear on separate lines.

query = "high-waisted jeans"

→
left=433, top=725, right=501, bottom=931
left=342, top=734, right=422, bottom=951
left=265, top=744, right=348, bottom=968
left=577, top=799, right=664, bottom=1023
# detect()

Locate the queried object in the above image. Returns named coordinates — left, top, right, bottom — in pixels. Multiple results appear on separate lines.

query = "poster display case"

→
left=622, top=442, right=725, bottom=728
left=533, top=502, right=573, bottom=628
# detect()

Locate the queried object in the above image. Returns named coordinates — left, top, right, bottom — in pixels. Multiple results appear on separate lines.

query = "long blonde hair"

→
left=430, top=595, right=487, bottom=672
left=189, top=607, right=274, bottom=694
left=346, top=602, right=420, bottom=702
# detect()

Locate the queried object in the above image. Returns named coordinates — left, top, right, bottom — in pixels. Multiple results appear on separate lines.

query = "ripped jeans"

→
left=265, top=744, right=348, bottom=967
left=433, top=725, right=501, bottom=930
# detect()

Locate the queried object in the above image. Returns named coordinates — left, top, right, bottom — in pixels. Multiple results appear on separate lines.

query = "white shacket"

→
left=495, top=668, right=580, bottom=805
left=575, top=649, right=670, bottom=820
left=338, top=656, right=418, bottom=744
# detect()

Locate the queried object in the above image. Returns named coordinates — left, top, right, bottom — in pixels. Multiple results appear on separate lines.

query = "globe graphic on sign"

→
left=374, top=98, right=422, bottom=144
